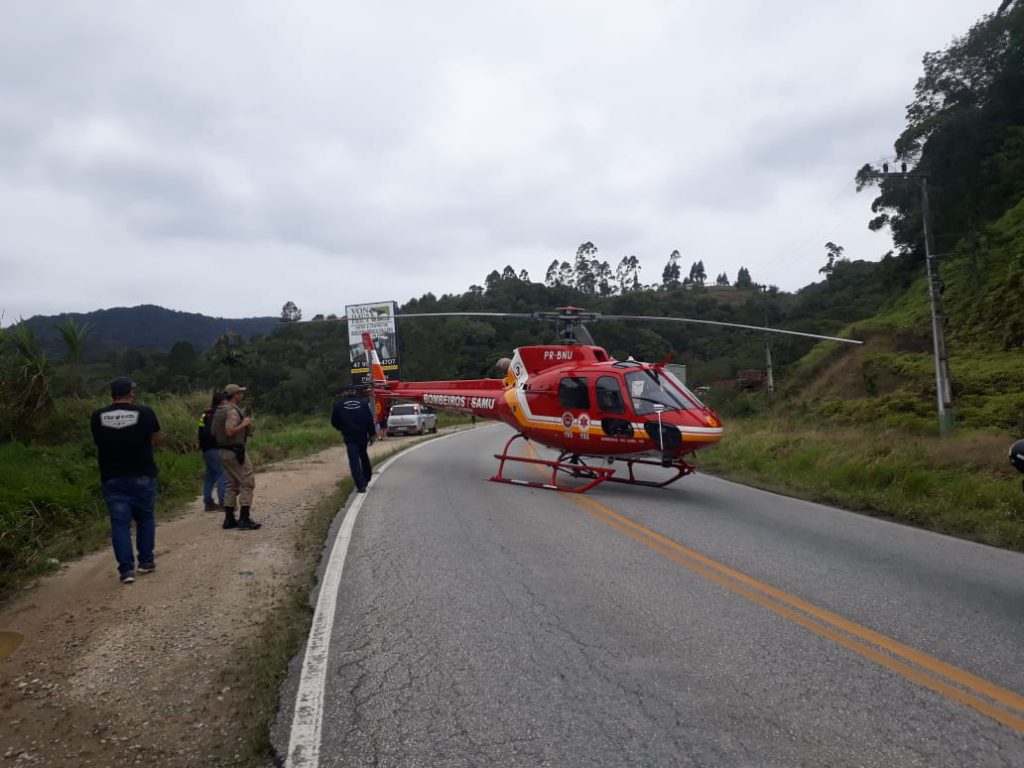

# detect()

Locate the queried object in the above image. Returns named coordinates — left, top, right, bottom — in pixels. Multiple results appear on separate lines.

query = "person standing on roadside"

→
left=211, top=384, right=260, bottom=530
left=197, top=391, right=227, bottom=511
left=90, top=377, right=162, bottom=584
left=331, top=384, right=376, bottom=492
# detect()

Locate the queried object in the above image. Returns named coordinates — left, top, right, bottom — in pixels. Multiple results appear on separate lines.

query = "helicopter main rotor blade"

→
left=576, top=322, right=596, bottom=346
left=394, top=312, right=537, bottom=321
left=598, top=314, right=863, bottom=345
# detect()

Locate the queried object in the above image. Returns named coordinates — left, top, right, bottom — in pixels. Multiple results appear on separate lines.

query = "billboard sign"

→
left=346, top=301, right=400, bottom=383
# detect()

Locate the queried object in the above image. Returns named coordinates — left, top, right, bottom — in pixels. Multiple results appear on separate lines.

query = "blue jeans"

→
left=101, top=476, right=156, bottom=575
left=203, top=448, right=227, bottom=505
left=345, top=438, right=372, bottom=490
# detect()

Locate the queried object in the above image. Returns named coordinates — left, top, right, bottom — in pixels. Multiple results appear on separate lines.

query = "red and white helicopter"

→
left=359, top=307, right=861, bottom=493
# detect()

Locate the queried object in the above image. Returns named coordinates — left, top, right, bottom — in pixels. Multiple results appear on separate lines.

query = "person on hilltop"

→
left=331, top=383, right=376, bottom=492
left=211, top=384, right=260, bottom=530
left=197, top=391, right=227, bottom=512
left=90, top=377, right=163, bottom=584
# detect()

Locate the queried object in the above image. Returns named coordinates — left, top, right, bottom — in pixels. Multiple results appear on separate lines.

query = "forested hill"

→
left=791, top=0, right=1024, bottom=432
left=851, top=0, right=1023, bottom=349
left=20, top=305, right=278, bottom=361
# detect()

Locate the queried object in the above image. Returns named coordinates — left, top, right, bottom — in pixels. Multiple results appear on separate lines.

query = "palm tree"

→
left=53, top=317, right=92, bottom=398
left=3, top=324, right=53, bottom=413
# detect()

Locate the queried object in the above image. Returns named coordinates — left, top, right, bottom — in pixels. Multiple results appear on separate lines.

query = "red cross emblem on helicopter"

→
left=578, top=413, right=591, bottom=430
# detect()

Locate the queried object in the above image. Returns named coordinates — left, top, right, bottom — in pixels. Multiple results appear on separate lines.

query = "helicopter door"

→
left=557, top=376, right=590, bottom=410
left=595, top=375, right=633, bottom=437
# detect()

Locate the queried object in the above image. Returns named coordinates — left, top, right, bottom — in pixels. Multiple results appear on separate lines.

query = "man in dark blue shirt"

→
left=90, top=377, right=162, bottom=583
left=330, top=384, right=376, bottom=492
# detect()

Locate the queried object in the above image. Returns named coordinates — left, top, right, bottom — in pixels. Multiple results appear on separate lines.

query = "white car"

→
left=386, top=403, right=438, bottom=436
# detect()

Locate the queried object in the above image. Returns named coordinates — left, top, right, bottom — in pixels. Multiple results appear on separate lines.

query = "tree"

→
left=819, top=241, right=846, bottom=277
left=687, top=260, right=707, bottom=287
left=570, top=242, right=599, bottom=294
left=856, top=2, right=1024, bottom=259
left=280, top=301, right=302, bottom=323
left=573, top=242, right=598, bottom=294
left=1, top=323, right=53, bottom=415
left=557, top=261, right=574, bottom=287
left=544, top=259, right=561, bottom=287
left=661, top=250, right=681, bottom=288
left=484, top=270, right=502, bottom=291
left=716, top=272, right=730, bottom=286
left=518, top=269, right=531, bottom=282
left=52, top=317, right=92, bottom=398
left=167, top=340, right=198, bottom=375
left=735, top=267, right=753, bottom=289
left=501, top=265, right=517, bottom=280
left=616, top=255, right=641, bottom=293
left=596, top=261, right=615, bottom=296
left=210, top=331, right=249, bottom=373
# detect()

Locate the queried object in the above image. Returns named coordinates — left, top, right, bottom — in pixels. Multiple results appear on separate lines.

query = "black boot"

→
left=222, top=507, right=238, bottom=529
left=237, top=505, right=261, bottom=530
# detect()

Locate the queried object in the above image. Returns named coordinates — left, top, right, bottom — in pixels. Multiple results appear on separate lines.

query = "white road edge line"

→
left=285, top=432, right=462, bottom=768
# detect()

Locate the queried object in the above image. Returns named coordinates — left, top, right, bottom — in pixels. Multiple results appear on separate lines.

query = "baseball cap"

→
left=110, top=376, right=136, bottom=397
left=224, top=384, right=247, bottom=396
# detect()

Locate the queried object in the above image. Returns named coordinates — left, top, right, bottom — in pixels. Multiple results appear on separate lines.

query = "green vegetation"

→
left=0, top=392, right=344, bottom=595
left=699, top=419, right=1024, bottom=551
left=694, top=1, right=1024, bottom=549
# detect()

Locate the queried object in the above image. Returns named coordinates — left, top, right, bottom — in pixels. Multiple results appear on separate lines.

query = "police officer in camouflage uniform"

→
left=211, top=384, right=260, bottom=530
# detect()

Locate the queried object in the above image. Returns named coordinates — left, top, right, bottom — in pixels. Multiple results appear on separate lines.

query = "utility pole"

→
left=762, top=285, right=775, bottom=393
left=873, top=164, right=955, bottom=435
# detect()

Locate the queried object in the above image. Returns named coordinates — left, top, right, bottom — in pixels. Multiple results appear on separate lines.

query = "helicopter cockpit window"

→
left=595, top=376, right=625, bottom=414
left=625, top=369, right=696, bottom=415
left=558, top=377, right=590, bottom=409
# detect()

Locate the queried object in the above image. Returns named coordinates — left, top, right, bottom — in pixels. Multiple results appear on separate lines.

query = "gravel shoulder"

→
left=0, top=434, right=439, bottom=767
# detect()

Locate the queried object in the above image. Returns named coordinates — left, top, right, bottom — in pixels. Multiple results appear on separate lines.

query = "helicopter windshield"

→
left=660, top=366, right=707, bottom=409
left=625, top=369, right=699, bottom=415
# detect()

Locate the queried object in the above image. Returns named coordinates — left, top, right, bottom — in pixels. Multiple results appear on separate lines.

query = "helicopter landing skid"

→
left=490, top=434, right=694, bottom=493
left=596, top=454, right=696, bottom=488
left=490, top=434, right=614, bottom=493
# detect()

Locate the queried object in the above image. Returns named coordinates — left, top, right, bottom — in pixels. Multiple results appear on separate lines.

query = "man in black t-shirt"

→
left=90, top=377, right=163, bottom=584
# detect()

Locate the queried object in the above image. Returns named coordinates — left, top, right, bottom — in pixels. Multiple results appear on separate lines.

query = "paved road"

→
left=275, top=426, right=1024, bottom=767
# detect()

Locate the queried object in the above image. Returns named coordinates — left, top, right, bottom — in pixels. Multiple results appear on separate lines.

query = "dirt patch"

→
left=0, top=434, right=433, bottom=767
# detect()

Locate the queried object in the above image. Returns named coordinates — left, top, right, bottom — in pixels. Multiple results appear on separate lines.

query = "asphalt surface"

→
left=274, top=426, right=1024, bottom=767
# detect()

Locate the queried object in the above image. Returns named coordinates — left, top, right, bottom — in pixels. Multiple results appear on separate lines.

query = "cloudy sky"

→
left=0, top=1, right=999, bottom=322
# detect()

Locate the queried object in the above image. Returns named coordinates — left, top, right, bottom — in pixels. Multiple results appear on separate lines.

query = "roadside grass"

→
left=245, top=414, right=338, bottom=465
left=0, top=394, right=350, bottom=597
left=696, top=418, right=1024, bottom=551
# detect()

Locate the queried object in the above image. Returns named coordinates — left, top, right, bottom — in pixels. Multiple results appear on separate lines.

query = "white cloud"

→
left=0, top=0, right=1000, bottom=322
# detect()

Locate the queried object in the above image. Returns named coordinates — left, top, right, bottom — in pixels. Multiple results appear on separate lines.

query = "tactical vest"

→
left=212, top=403, right=245, bottom=447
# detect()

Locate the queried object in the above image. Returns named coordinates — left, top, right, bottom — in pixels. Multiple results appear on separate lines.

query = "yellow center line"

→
left=568, top=495, right=1024, bottom=734
left=519, top=442, right=1024, bottom=732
